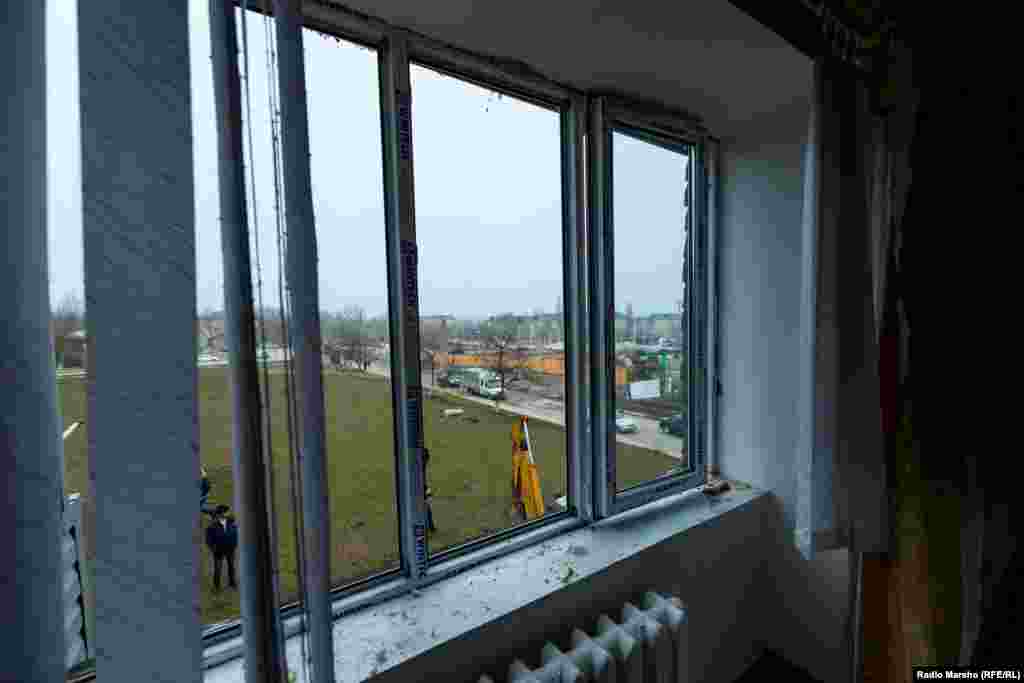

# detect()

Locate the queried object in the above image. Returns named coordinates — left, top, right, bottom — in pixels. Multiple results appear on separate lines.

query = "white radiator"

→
left=478, top=592, right=688, bottom=683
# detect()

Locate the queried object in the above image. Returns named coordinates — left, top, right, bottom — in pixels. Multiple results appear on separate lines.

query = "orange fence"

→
left=435, top=352, right=628, bottom=385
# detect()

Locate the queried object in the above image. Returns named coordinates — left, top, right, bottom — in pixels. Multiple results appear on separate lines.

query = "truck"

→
left=441, top=366, right=472, bottom=388
left=464, top=368, right=505, bottom=400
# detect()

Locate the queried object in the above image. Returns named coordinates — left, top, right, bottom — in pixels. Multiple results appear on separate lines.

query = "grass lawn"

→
left=59, top=367, right=677, bottom=626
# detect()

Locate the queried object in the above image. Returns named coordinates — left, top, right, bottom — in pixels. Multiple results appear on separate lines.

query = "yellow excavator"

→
left=511, top=416, right=545, bottom=520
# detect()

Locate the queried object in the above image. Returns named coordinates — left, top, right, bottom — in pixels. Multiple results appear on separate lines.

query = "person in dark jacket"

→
left=200, top=466, right=216, bottom=517
left=423, top=448, right=437, bottom=533
left=205, top=504, right=238, bottom=591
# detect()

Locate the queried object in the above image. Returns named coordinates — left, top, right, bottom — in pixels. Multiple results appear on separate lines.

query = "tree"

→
left=51, top=292, right=85, bottom=367
left=196, top=308, right=224, bottom=354
left=326, top=305, right=374, bottom=371
left=420, top=320, right=448, bottom=386
left=52, top=291, right=84, bottom=339
left=480, top=314, right=525, bottom=407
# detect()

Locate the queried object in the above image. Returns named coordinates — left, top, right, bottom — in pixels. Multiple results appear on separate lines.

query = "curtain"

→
left=799, top=55, right=894, bottom=557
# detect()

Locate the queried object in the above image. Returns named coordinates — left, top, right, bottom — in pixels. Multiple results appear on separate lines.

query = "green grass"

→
left=58, top=367, right=677, bottom=626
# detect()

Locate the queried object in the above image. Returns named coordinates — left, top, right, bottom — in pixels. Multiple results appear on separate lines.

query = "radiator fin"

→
left=478, top=592, right=686, bottom=683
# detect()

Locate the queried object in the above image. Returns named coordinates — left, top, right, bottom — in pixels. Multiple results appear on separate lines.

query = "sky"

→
left=46, top=0, right=689, bottom=321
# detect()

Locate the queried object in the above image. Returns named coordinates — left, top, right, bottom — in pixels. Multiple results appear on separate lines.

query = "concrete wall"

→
left=369, top=495, right=776, bottom=683
left=716, top=94, right=852, bottom=683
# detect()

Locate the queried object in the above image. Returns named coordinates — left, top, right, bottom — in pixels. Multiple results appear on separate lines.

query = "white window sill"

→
left=204, top=484, right=764, bottom=683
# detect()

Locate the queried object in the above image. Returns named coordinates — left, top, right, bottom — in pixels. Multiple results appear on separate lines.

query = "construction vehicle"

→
left=511, top=416, right=544, bottom=520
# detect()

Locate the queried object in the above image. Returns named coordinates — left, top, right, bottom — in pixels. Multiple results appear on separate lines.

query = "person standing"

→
left=423, top=447, right=437, bottom=533
left=200, top=465, right=217, bottom=518
left=205, top=505, right=238, bottom=590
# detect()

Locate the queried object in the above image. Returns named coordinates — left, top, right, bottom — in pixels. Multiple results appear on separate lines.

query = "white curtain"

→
left=798, top=56, right=894, bottom=557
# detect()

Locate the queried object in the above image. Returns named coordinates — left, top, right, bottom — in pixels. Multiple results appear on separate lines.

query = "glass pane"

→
left=47, top=0, right=94, bottom=675
left=304, top=29, right=400, bottom=586
left=611, top=130, right=690, bottom=492
left=410, top=64, right=568, bottom=552
left=191, top=8, right=400, bottom=629
left=190, top=3, right=241, bottom=627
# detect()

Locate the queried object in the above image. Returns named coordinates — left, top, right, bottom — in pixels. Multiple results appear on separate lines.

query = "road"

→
left=370, top=363, right=685, bottom=459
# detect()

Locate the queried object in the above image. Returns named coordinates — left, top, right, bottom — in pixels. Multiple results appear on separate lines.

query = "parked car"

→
left=615, top=410, right=638, bottom=433
left=659, top=413, right=685, bottom=436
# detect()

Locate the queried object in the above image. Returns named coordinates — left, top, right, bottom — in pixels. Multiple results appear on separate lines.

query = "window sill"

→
left=203, top=483, right=765, bottom=683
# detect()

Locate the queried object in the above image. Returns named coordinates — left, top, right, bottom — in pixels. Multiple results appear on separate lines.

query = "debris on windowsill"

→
left=560, top=565, right=577, bottom=585
left=702, top=478, right=730, bottom=496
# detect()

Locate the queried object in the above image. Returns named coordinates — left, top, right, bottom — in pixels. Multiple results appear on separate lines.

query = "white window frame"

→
left=587, top=96, right=714, bottom=518
left=198, top=1, right=717, bottom=657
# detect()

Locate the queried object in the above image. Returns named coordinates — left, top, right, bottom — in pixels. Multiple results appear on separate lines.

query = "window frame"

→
left=399, top=52, right=589, bottom=566
left=587, top=96, right=712, bottom=518
left=196, top=1, right=716, bottom=657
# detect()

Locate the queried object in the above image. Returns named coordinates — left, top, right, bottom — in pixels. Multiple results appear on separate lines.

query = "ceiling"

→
left=325, top=0, right=813, bottom=140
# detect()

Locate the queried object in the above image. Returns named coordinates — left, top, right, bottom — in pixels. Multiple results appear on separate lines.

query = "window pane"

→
left=410, top=64, right=568, bottom=552
left=611, top=130, right=690, bottom=492
left=48, top=0, right=94, bottom=674
left=192, top=9, right=400, bottom=628
left=191, top=3, right=240, bottom=627
left=304, top=30, right=399, bottom=586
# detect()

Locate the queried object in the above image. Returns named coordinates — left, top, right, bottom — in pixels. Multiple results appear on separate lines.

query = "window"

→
left=32, top=0, right=716, bottom=676
left=47, top=0, right=93, bottom=676
left=186, top=4, right=711, bottom=648
left=409, top=63, right=569, bottom=554
left=610, top=130, right=692, bottom=491
left=588, top=98, right=709, bottom=517
left=304, top=29, right=401, bottom=588
left=192, top=6, right=403, bottom=630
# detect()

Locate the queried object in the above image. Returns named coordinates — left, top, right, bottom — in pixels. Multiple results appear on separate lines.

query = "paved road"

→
left=378, top=365, right=685, bottom=459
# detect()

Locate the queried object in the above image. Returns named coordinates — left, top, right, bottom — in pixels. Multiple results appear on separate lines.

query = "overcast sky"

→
left=46, top=0, right=689, bottom=321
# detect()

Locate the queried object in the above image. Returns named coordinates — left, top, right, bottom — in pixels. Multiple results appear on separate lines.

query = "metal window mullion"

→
left=691, top=141, right=708, bottom=479
left=688, top=144, right=700, bottom=477
left=379, top=34, right=428, bottom=584
left=272, top=1, right=335, bottom=680
left=705, top=139, right=720, bottom=475
left=587, top=97, right=613, bottom=519
left=561, top=96, right=590, bottom=521
left=209, top=2, right=287, bottom=681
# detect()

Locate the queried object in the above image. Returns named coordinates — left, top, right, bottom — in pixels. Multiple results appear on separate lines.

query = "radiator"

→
left=477, top=592, right=688, bottom=683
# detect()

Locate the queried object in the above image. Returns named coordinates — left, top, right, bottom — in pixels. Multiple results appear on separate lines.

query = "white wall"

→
left=717, top=92, right=852, bottom=683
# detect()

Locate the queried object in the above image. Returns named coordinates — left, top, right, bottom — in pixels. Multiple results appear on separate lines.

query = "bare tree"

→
left=51, top=292, right=85, bottom=367
left=420, top=319, right=449, bottom=386
left=327, top=305, right=373, bottom=371
left=196, top=307, right=225, bottom=354
left=480, top=314, right=525, bottom=406
left=51, top=291, right=84, bottom=339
